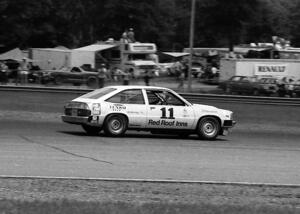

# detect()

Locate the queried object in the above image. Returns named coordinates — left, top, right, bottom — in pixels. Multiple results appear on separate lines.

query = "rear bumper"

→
left=61, top=115, right=89, bottom=125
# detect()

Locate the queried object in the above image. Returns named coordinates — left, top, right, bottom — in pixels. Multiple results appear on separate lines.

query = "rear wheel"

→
left=104, top=114, right=128, bottom=137
left=54, top=76, right=63, bottom=85
left=87, top=77, right=98, bottom=88
left=81, top=124, right=102, bottom=135
left=197, top=117, right=220, bottom=140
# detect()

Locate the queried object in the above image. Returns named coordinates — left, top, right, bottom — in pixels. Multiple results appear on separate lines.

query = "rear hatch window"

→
left=80, top=88, right=116, bottom=99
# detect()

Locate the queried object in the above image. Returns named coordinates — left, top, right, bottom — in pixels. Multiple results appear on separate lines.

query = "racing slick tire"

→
left=104, top=114, right=128, bottom=137
left=197, top=117, right=220, bottom=140
left=82, top=124, right=102, bottom=135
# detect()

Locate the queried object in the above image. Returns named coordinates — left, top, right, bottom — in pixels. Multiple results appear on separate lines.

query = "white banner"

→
left=255, top=64, right=288, bottom=76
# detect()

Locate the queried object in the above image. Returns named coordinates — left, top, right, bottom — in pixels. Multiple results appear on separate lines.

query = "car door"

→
left=144, top=89, right=195, bottom=130
left=239, top=77, right=252, bottom=93
left=105, top=89, right=147, bottom=128
left=69, top=67, right=84, bottom=83
left=228, top=76, right=243, bottom=92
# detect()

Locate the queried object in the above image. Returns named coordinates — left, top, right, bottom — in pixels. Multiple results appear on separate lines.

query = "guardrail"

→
left=1, top=85, right=300, bottom=106
left=181, top=93, right=300, bottom=106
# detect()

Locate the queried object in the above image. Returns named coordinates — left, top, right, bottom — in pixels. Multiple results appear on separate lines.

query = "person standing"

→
left=121, top=29, right=129, bottom=43
left=19, top=58, right=29, bottom=84
left=173, top=60, right=183, bottom=77
left=97, top=64, right=107, bottom=88
left=177, top=70, right=185, bottom=91
left=143, top=69, right=152, bottom=86
left=127, top=28, right=136, bottom=43
left=211, top=65, right=218, bottom=78
left=182, top=60, right=189, bottom=80
left=0, top=62, right=8, bottom=84
left=122, top=69, right=130, bottom=85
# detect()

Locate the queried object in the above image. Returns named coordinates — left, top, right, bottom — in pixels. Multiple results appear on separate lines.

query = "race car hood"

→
left=194, top=104, right=233, bottom=119
left=193, top=103, right=220, bottom=113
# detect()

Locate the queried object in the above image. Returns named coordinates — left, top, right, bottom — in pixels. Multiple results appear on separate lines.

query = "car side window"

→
left=146, top=91, right=162, bottom=105
left=232, top=76, right=242, bottom=81
left=146, top=90, right=185, bottom=106
left=241, top=77, right=250, bottom=82
left=106, top=89, right=145, bottom=104
left=71, top=67, right=81, bottom=73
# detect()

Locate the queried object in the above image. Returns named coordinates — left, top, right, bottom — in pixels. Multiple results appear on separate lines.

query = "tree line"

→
left=0, top=0, right=300, bottom=52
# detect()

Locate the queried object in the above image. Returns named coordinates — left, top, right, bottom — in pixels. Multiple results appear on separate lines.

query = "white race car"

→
left=62, top=86, right=236, bottom=140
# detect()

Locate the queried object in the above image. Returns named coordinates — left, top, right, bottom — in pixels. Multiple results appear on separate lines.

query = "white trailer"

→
left=30, top=48, right=72, bottom=70
left=71, top=42, right=158, bottom=76
left=220, top=58, right=300, bottom=81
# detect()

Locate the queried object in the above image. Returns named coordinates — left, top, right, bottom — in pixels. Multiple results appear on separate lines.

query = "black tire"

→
left=225, top=87, right=232, bottom=94
left=87, top=77, right=98, bottom=88
left=253, top=89, right=260, bottom=96
left=197, top=117, right=220, bottom=140
left=82, top=124, right=102, bottom=135
left=54, top=76, right=63, bottom=85
left=104, top=114, right=127, bottom=137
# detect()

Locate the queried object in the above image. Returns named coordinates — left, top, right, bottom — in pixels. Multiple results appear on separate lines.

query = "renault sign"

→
left=255, top=64, right=288, bottom=76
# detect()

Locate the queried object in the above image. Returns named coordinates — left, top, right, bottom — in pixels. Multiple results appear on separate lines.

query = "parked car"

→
left=158, top=62, right=175, bottom=76
left=62, top=85, right=236, bottom=140
left=293, top=80, right=300, bottom=97
left=218, top=75, right=247, bottom=92
left=255, top=77, right=279, bottom=96
left=219, top=76, right=279, bottom=96
left=42, top=66, right=98, bottom=87
left=191, top=62, right=204, bottom=78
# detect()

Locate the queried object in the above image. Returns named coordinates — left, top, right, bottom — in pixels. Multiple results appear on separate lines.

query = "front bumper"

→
left=61, top=115, right=89, bottom=125
left=223, top=120, right=236, bottom=128
left=220, top=120, right=236, bottom=136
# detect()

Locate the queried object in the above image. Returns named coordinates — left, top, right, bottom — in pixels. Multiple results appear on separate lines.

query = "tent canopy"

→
left=0, top=48, right=27, bottom=61
left=73, top=44, right=117, bottom=52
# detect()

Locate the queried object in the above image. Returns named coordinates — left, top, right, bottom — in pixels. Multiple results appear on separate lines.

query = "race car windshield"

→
left=80, top=88, right=116, bottom=99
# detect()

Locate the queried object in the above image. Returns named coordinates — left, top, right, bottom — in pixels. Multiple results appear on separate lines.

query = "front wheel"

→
left=81, top=124, right=102, bottom=135
left=253, top=89, right=260, bottom=96
left=225, top=87, right=232, bottom=94
left=197, top=117, right=220, bottom=140
left=104, top=114, right=128, bottom=137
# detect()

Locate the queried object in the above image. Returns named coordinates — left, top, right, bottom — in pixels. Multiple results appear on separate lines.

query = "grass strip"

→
left=0, top=178, right=299, bottom=214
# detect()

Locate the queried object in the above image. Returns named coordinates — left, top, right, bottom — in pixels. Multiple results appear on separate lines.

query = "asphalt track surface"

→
left=0, top=91, right=299, bottom=185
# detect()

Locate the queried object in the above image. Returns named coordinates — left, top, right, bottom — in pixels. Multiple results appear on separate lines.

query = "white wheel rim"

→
left=111, top=119, right=121, bottom=130
left=202, top=121, right=217, bottom=136
left=109, top=118, right=124, bottom=134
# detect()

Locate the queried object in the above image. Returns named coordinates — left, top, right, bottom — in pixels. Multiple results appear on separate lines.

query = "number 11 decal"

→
left=160, top=107, right=175, bottom=119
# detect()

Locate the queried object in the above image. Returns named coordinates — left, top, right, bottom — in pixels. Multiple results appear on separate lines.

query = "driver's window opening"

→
left=146, top=90, right=185, bottom=106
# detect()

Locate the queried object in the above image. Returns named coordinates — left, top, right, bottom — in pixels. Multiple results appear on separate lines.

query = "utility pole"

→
left=188, top=0, right=196, bottom=92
